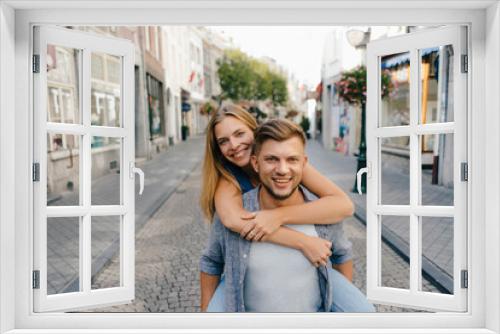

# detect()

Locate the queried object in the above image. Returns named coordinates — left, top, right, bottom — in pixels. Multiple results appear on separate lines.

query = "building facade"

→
left=162, top=25, right=189, bottom=144
left=320, top=26, right=453, bottom=187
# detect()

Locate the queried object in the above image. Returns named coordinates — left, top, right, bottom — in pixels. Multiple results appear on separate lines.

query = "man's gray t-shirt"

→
left=244, top=224, right=322, bottom=312
left=199, top=185, right=353, bottom=312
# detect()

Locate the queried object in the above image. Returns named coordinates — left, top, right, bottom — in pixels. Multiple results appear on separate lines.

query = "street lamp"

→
left=346, top=27, right=371, bottom=194
left=346, top=28, right=371, bottom=52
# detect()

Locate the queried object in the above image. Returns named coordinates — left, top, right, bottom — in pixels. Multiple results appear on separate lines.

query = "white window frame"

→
left=365, top=26, right=468, bottom=312
left=32, top=26, right=136, bottom=312
left=0, top=1, right=498, bottom=333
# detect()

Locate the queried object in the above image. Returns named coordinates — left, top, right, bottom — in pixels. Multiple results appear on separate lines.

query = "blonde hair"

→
left=200, top=102, right=258, bottom=221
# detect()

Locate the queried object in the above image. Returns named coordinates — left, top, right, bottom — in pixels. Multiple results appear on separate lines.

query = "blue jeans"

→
left=207, top=267, right=375, bottom=312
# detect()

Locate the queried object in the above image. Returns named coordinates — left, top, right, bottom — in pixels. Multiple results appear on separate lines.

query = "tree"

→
left=217, top=49, right=254, bottom=101
left=217, top=49, right=288, bottom=106
left=269, top=71, right=287, bottom=106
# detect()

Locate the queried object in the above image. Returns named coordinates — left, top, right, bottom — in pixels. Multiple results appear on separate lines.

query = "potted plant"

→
left=181, top=125, right=189, bottom=141
left=299, top=115, right=311, bottom=139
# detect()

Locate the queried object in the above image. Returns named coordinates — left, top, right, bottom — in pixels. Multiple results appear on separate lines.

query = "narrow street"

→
left=38, top=24, right=455, bottom=315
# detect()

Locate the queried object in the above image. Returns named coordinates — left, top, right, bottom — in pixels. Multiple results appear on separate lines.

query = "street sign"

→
left=182, top=102, right=191, bottom=112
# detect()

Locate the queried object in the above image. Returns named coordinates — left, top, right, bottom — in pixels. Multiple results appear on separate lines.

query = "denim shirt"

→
left=199, top=185, right=353, bottom=312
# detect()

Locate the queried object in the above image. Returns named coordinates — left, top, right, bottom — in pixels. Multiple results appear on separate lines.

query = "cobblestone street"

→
left=91, top=164, right=209, bottom=312
left=90, top=157, right=437, bottom=313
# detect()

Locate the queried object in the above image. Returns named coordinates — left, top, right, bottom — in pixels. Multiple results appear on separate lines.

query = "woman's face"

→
left=214, top=116, right=254, bottom=167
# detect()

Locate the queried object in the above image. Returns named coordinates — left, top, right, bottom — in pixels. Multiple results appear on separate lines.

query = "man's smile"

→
left=271, top=176, right=293, bottom=188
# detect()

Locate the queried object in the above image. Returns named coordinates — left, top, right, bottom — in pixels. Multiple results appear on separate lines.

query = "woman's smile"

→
left=230, top=145, right=250, bottom=159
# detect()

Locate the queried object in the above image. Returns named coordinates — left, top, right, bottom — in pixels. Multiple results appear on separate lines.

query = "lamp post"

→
left=346, top=27, right=371, bottom=194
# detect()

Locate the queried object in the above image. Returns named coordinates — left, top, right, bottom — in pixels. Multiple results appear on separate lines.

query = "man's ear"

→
left=303, top=155, right=308, bottom=167
left=251, top=155, right=259, bottom=173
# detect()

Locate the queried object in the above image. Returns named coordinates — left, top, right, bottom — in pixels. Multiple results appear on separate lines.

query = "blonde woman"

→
left=199, top=103, right=373, bottom=312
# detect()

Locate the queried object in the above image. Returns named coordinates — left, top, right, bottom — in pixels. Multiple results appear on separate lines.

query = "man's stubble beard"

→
left=261, top=181, right=300, bottom=201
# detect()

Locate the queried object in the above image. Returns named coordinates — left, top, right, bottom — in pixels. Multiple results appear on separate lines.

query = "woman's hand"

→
left=299, top=235, right=332, bottom=267
left=239, top=210, right=283, bottom=241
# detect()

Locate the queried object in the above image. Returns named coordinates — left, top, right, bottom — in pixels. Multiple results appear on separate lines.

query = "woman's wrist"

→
left=296, top=233, right=311, bottom=252
left=220, top=214, right=244, bottom=233
left=273, top=207, right=288, bottom=226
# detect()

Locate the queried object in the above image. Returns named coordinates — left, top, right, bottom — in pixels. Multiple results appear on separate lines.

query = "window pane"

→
left=91, top=216, right=121, bottom=290
left=381, top=215, right=410, bottom=290
left=419, top=45, right=454, bottom=124
left=91, top=52, right=121, bottom=127
left=421, top=133, right=454, bottom=206
left=47, top=45, right=80, bottom=124
left=47, top=133, right=81, bottom=206
left=421, top=217, right=453, bottom=294
left=380, top=136, right=410, bottom=205
left=91, top=137, right=122, bottom=205
left=47, top=217, right=80, bottom=295
left=380, top=52, right=410, bottom=127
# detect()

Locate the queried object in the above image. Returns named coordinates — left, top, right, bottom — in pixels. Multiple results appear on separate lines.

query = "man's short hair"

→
left=252, top=119, right=306, bottom=155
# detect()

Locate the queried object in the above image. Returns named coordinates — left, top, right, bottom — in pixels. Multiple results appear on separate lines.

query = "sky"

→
left=208, top=26, right=336, bottom=89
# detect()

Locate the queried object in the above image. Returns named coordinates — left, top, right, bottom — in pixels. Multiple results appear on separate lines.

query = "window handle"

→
left=130, top=162, right=145, bottom=195
left=356, top=162, right=371, bottom=195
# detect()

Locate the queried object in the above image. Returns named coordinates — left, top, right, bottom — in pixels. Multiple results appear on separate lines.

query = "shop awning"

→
left=381, top=47, right=439, bottom=69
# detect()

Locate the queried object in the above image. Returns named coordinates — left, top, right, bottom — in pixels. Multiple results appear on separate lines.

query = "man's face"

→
left=251, top=136, right=307, bottom=200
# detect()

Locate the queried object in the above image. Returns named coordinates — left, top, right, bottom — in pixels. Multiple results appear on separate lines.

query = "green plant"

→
left=300, top=115, right=310, bottom=133
left=300, top=116, right=311, bottom=139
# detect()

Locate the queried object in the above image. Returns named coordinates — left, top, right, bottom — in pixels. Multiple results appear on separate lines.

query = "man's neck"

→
left=258, top=186, right=304, bottom=210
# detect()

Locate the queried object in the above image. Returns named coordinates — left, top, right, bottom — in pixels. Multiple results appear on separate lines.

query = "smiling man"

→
left=199, top=119, right=374, bottom=312
left=251, top=121, right=307, bottom=201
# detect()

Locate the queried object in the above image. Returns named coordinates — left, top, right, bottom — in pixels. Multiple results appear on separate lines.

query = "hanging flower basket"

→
left=335, top=65, right=392, bottom=106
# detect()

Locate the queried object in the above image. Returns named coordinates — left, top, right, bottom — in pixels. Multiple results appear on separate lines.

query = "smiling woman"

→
left=201, top=102, right=259, bottom=221
left=1, top=1, right=499, bottom=333
left=215, top=117, right=254, bottom=166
